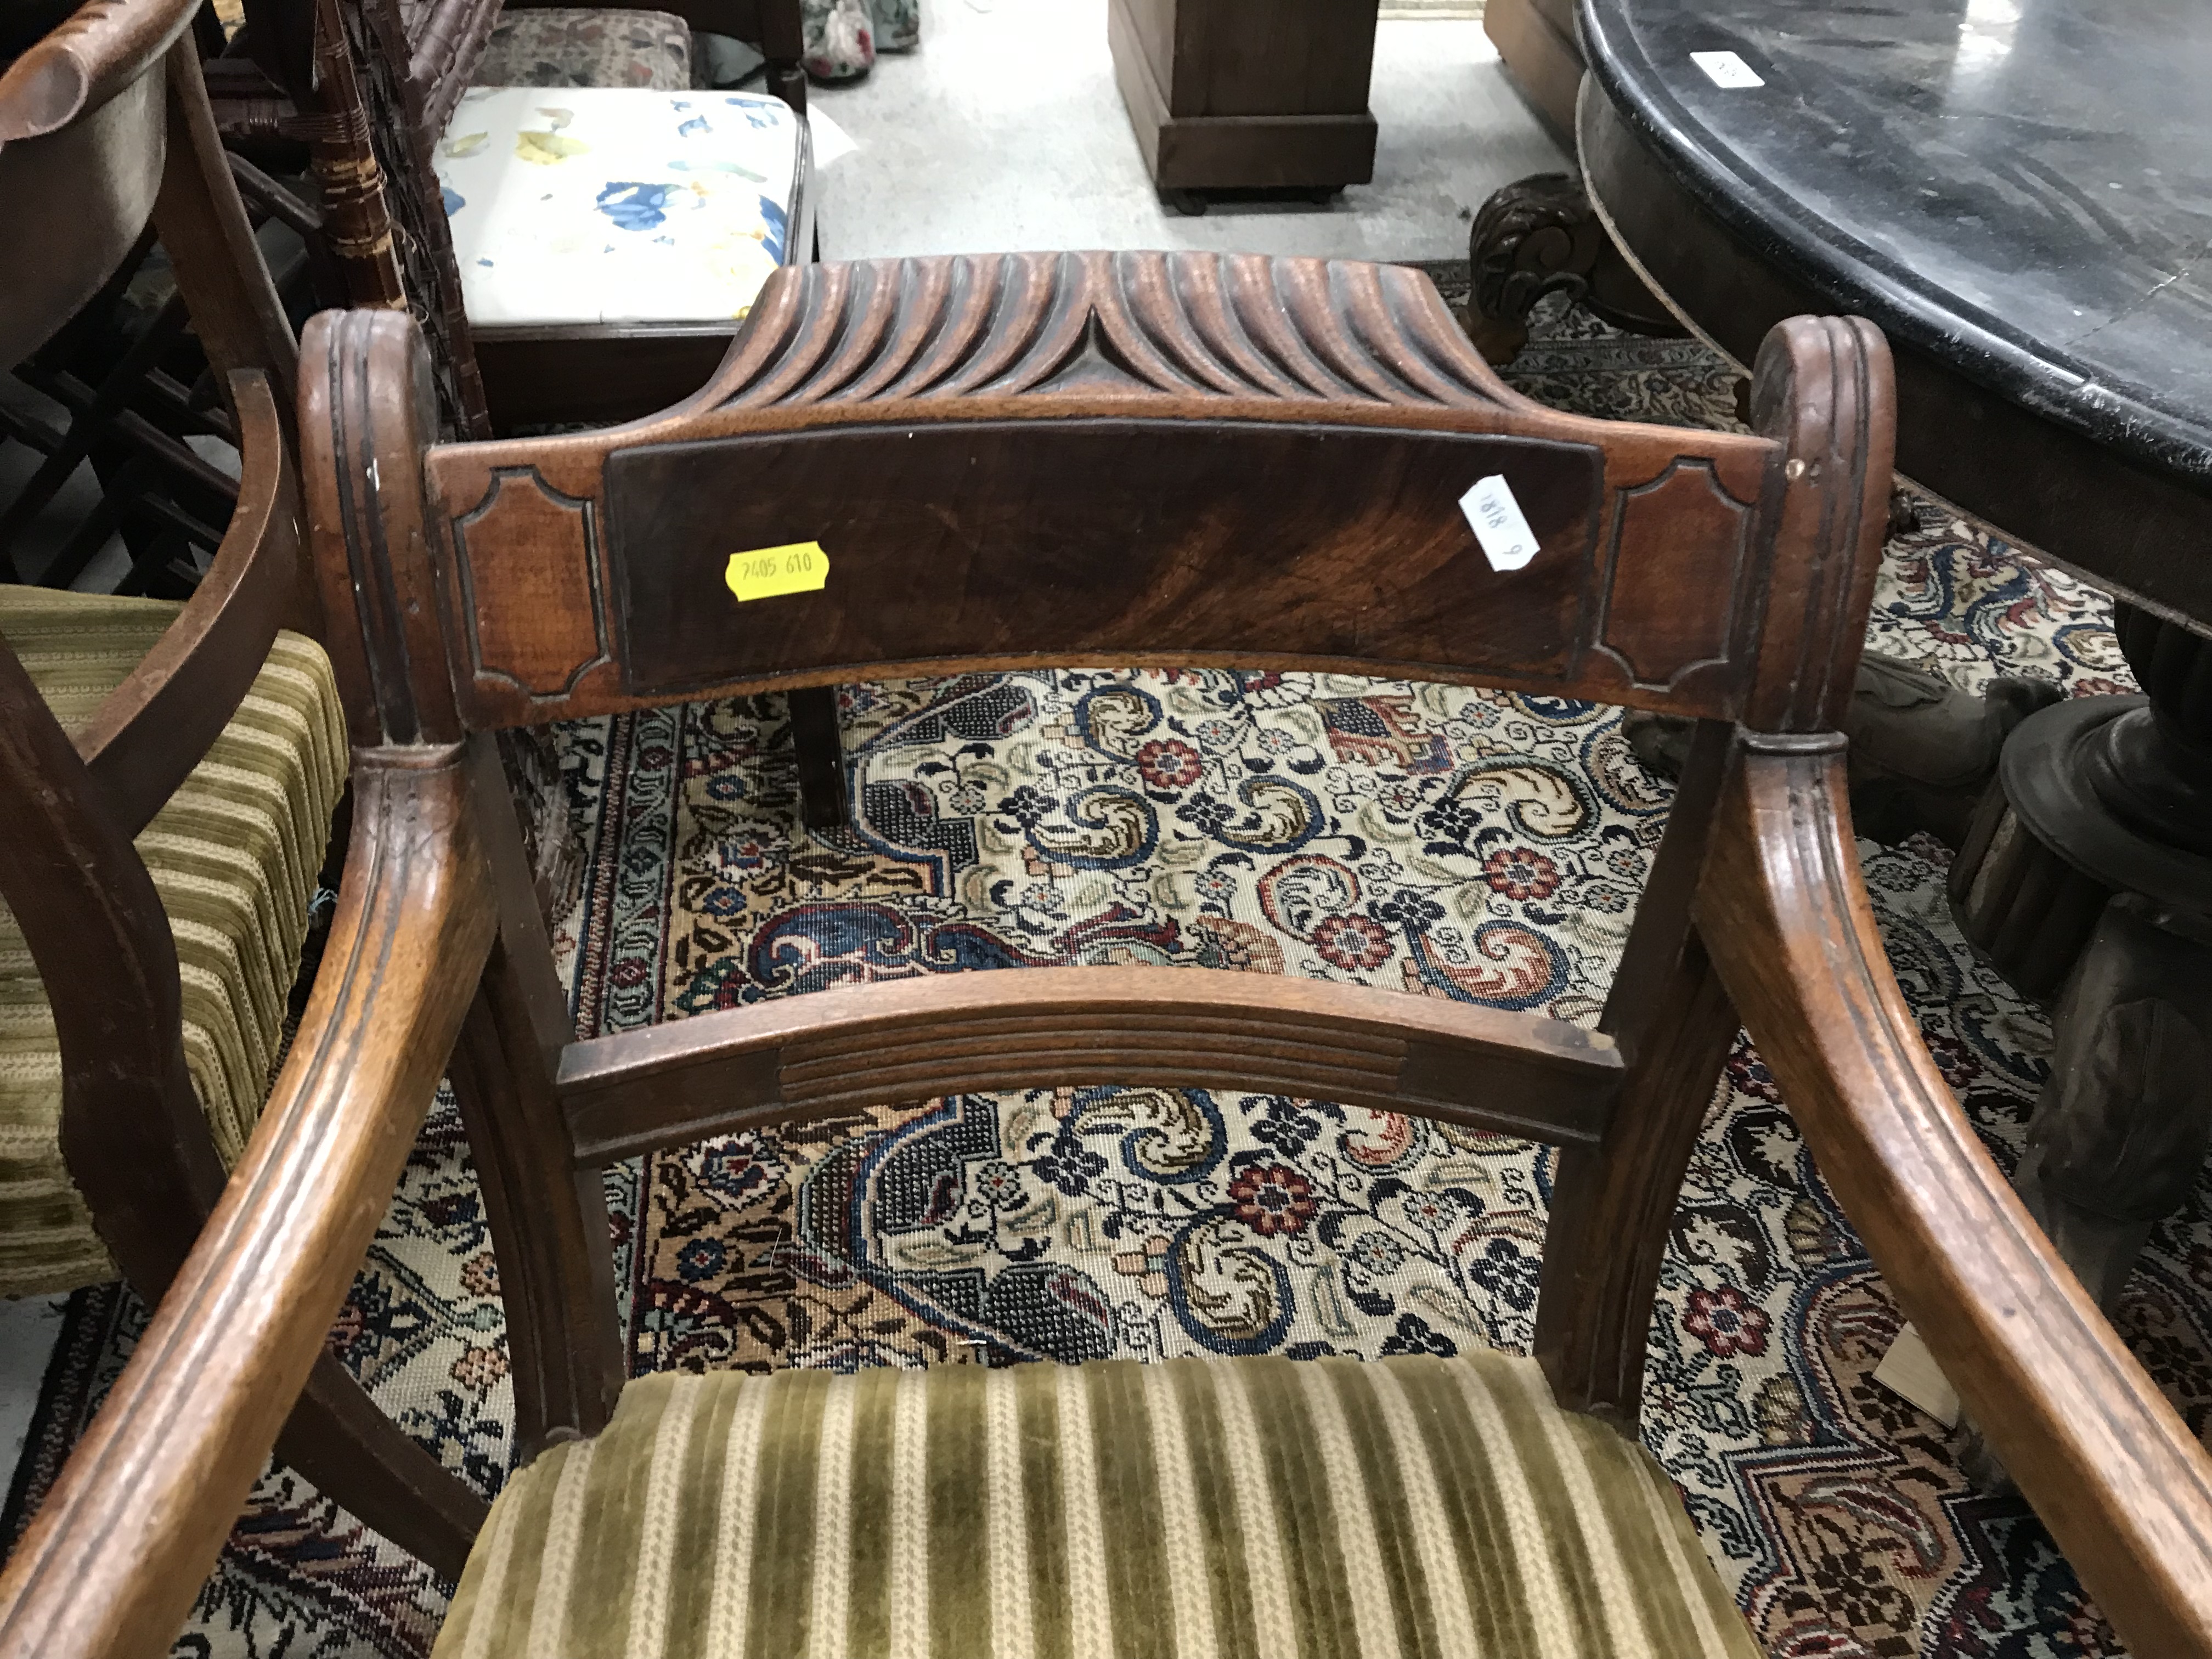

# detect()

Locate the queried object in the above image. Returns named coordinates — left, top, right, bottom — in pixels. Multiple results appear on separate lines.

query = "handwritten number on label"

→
left=724, top=540, right=831, bottom=602
left=1458, top=476, right=1541, bottom=572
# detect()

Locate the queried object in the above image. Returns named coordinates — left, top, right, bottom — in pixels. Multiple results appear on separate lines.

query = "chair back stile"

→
left=1533, top=313, right=1891, bottom=1418
left=301, top=253, right=1891, bottom=1454
left=149, top=44, right=300, bottom=427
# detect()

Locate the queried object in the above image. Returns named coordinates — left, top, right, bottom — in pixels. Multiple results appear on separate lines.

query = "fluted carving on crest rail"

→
left=703, top=252, right=1536, bottom=413
left=417, top=251, right=1795, bottom=732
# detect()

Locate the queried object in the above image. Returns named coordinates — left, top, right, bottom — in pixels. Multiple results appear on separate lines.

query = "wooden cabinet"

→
left=1107, top=0, right=1380, bottom=199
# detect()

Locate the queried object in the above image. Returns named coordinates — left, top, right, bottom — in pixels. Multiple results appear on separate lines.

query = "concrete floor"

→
left=810, top=0, right=1567, bottom=263
left=0, top=1296, right=65, bottom=1481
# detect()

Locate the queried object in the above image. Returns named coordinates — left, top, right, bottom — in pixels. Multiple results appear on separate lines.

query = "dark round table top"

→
left=1578, top=0, right=2212, bottom=492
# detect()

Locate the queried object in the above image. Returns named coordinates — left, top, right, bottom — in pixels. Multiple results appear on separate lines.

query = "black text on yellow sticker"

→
left=725, top=541, right=830, bottom=602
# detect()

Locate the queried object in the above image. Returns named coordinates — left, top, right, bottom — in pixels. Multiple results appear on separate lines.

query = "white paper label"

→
left=1691, top=49, right=1764, bottom=88
left=1459, top=475, right=1541, bottom=571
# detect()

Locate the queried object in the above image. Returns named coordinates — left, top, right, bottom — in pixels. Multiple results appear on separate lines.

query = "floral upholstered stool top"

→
left=435, top=87, right=807, bottom=328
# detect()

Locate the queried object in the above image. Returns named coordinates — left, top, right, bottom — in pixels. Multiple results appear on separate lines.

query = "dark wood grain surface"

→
left=605, top=420, right=1611, bottom=696
left=1106, top=0, right=1379, bottom=191
left=428, top=252, right=1779, bottom=727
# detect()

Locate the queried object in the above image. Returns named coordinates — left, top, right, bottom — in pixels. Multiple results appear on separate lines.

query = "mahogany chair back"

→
left=1, top=0, right=301, bottom=591
left=304, top=251, right=1887, bottom=1453
left=0, top=0, right=188, bottom=371
left=7, top=255, right=2212, bottom=1659
left=3, top=4, right=300, bottom=831
left=397, top=256, right=1850, bottom=732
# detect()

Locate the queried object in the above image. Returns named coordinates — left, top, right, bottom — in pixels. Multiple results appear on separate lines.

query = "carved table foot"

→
left=1466, top=172, right=1684, bottom=364
left=2010, top=896, right=2212, bottom=1310
left=1954, top=893, right=2212, bottom=1489
left=1847, top=653, right=2063, bottom=846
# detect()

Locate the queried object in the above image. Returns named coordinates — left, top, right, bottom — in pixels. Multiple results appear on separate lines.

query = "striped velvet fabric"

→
left=439, top=1352, right=1759, bottom=1658
left=0, top=588, right=348, bottom=1295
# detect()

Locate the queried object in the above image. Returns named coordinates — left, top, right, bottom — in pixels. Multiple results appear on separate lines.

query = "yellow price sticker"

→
left=725, top=541, right=830, bottom=603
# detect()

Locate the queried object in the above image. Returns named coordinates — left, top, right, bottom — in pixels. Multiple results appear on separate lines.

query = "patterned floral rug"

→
left=7, top=286, right=2208, bottom=1659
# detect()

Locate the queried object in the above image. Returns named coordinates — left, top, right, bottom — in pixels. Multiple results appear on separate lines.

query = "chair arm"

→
left=0, top=0, right=197, bottom=142
left=0, top=745, right=497, bottom=1659
left=77, top=370, right=302, bottom=837
left=1700, top=738, right=2212, bottom=1658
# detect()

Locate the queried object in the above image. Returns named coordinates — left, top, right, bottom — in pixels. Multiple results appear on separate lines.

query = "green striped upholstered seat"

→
left=439, top=1352, right=1759, bottom=1658
left=0, top=586, right=348, bottom=1296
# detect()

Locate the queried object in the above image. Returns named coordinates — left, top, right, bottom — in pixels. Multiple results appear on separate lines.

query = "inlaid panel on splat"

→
left=447, top=466, right=610, bottom=701
left=1593, top=458, right=1759, bottom=695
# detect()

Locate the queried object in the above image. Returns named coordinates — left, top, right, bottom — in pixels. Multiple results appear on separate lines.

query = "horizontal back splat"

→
left=423, top=252, right=1779, bottom=726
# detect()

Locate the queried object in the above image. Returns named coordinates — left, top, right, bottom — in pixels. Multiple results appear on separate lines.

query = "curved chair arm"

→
left=0, top=0, right=197, bottom=143
left=0, top=746, right=497, bottom=1659
left=76, top=369, right=303, bottom=836
left=1700, top=739, right=2212, bottom=1658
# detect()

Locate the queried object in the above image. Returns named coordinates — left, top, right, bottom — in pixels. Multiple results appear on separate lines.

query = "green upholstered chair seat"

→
left=439, top=1352, right=1759, bottom=1658
left=0, top=587, right=348, bottom=1296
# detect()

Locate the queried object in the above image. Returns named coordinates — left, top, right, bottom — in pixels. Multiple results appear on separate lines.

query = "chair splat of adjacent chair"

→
left=4, top=251, right=2211, bottom=1659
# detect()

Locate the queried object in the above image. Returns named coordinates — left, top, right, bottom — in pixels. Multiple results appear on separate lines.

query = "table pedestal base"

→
left=1950, top=607, right=2212, bottom=1340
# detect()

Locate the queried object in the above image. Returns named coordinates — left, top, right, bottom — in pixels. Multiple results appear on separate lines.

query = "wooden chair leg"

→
left=1534, top=718, right=1737, bottom=1426
left=448, top=739, right=624, bottom=1463
left=449, top=956, right=625, bottom=1466
left=275, top=1356, right=486, bottom=1584
left=789, top=683, right=848, bottom=832
left=1534, top=933, right=1740, bottom=1425
left=495, top=727, right=584, bottom=924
